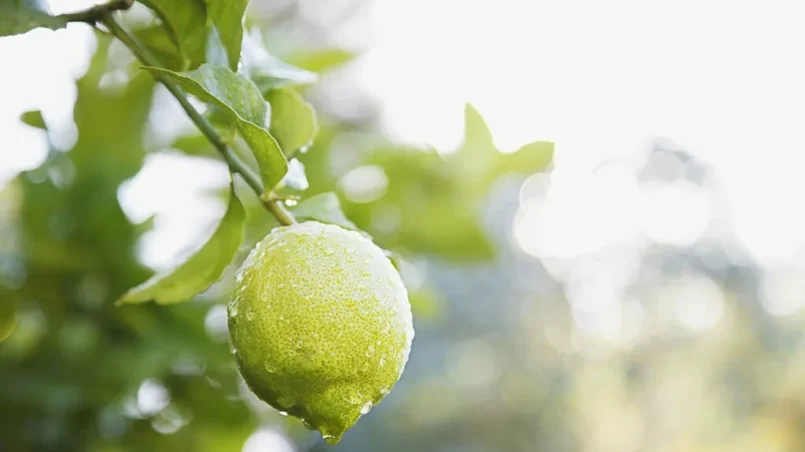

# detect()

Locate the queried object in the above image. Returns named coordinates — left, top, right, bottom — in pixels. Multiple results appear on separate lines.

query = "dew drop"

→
left=278, top=411, right=288, bottom=417
left=245, top=309, right=254, bottom=321
left=312, top=332, right=319, bottom=339
left=264, top=362, right=277, bottom=373
left=302, top=419, right=315, bottom=430
left=228, top=343, right=237, bottom=354
left=323, top=434, right=338, bottom=445
left=296, top=340, right=304, bottom=349
left=379, top=356, right=386, bottom=367
left=360, top=401, right=373, bottom=415
left=380, top=386, right=389, bottom=395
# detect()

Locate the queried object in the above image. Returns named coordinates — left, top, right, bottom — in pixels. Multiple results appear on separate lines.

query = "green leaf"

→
left=291, top=192, right=357, bottom=230
left=204, top=105, right=238, bottom=144
left=133, top=25, right=185, bottom=71
left=139, top=0, right=207, bottom=69
left=265, top=88, right=318, bottom=156
left=463, top=104, right=494, bottom=147
left=0, top=296, right=17, bottom=342
left=118, top=189, right=245, bottom=305
left=497, top=140, right=553, bottom=177
left=20, top=110, right=46, bottom=130
left=144, top=64, right=288, bottom=190
left=0, top=0, right=66, bottom=37
left=170, top=134, right=217, bottom=157
left=456, top=103, right=554, bottom=193
left=286, top=49, right=356, bottom=74
left=205, top=0, right=248, bottom=70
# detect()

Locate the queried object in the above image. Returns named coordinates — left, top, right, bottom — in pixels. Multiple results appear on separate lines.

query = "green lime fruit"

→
left=228, top=221, right=414, bottom=443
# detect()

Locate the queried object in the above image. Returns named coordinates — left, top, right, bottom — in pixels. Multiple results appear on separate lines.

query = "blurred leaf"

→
left=462, top=103, right=495, bottom=149
left=408, top=286, right=443, bottom=320
left=205, top=0, right=248, bottom=70
left=496, top=139, right=553, bottom=179
left=241, top=31, right=318, bottom=92
left=19, top=109, right=45, bottom=130
left=144, top=64, right=288, bottom=190
left=0, top=0, right=66, bottom=37
left=457, top=103, right=553, bottom=190
left=118, top=189, right=245, bottom=305
left=286, top=48, right=357, bottom=73
left=170, top=134, right=217, bottom=156
left=139, top=0, right=207, bottom=69
left=0, top=296, right=17, bottom=342
left=292, top=192, right=357, bottom=230
left=367, top=147, right=496, bottom=260
left=134, top=24, right=185, bottom=70
left=266, top=87, right=318, bottom=156
left=249, top=55, right=318, bottom=91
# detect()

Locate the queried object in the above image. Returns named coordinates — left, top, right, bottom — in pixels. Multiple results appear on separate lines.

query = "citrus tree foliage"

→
left=0, top=2, right=553, bottom=451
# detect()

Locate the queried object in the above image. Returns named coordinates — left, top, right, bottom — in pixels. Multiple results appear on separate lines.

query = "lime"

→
left=228, top=221, right=414, bottom=443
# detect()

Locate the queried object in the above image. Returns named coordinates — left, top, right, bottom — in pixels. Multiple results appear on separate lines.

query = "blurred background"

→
left=4, top=0, right=805, bottom=451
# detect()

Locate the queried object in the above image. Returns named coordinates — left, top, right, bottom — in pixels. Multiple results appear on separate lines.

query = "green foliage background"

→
left=0, top=1, right=553, bottom=450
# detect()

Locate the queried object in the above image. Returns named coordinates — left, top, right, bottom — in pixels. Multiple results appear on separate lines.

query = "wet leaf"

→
left=266, top=88, right=318, bottom=156
left=144, top=64, right=288, bottom=190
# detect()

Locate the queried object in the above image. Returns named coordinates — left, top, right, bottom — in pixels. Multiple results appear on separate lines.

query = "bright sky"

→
left=3, top=0, right=805, bottom=280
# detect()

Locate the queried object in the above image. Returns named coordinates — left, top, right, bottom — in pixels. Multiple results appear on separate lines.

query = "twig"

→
left=99, top=13, right=296, bottom=226
left=60, top=0, right=135, bottom=24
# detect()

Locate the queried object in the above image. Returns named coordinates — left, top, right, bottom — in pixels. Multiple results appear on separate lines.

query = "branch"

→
left=60, top=0, right=135, bottom=24
left=99, top=14, right=296, bottom=226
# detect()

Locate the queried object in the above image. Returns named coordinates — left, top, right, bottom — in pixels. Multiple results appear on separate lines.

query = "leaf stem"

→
left=100, top=14, right=296, bottom=226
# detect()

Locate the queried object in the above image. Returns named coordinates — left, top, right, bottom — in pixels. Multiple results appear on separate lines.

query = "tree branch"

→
left=60, top=0, right=135, bottom=24
left=99, top=13, right=296, bottom=226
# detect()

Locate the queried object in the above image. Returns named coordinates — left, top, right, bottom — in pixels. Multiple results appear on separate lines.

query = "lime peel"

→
left=228, top=221, right=414, bottom=443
